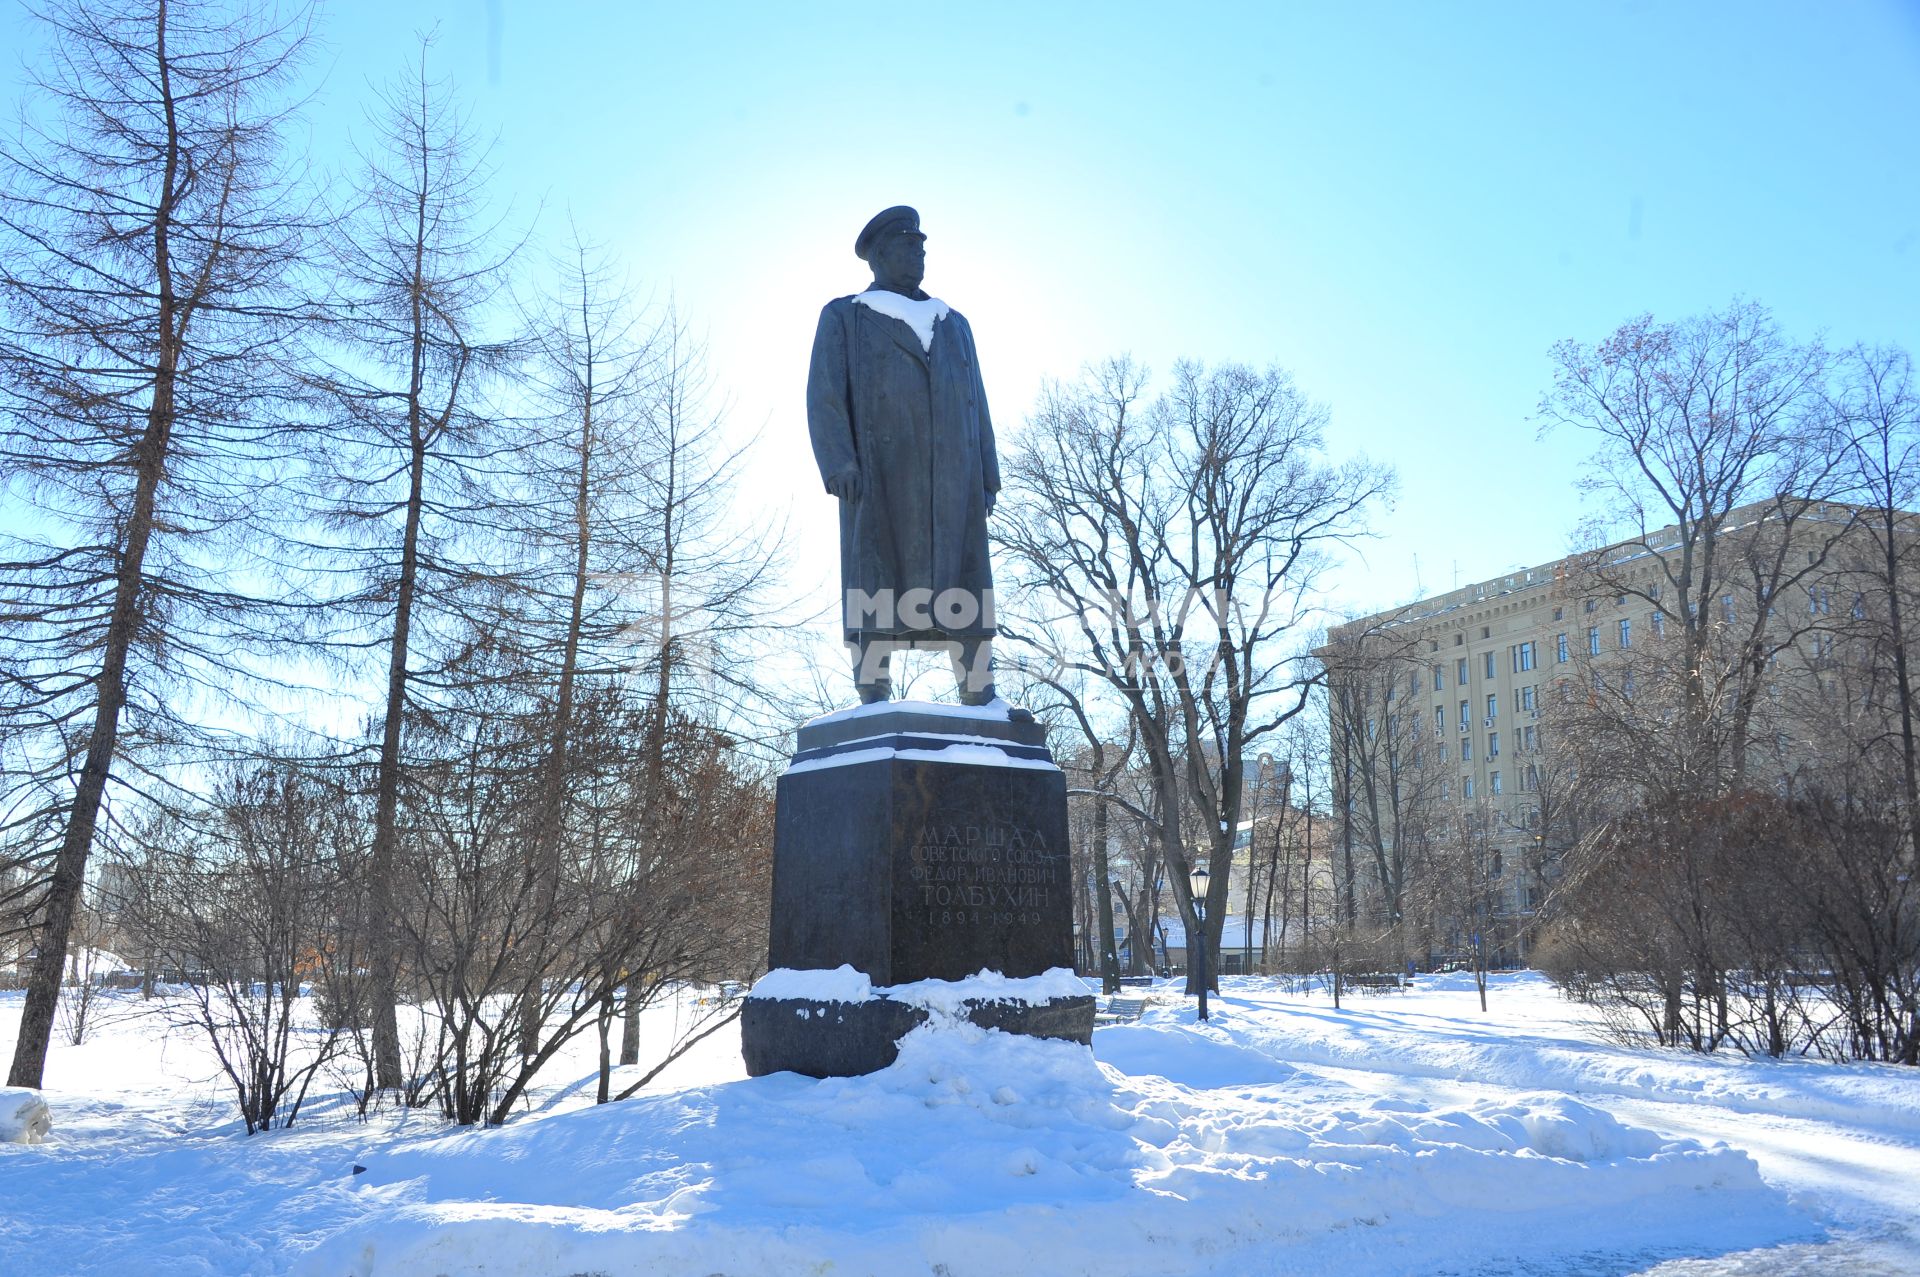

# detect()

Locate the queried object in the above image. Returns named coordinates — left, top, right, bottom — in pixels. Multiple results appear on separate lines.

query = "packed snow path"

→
left=1, top=974, right=1914, bottom=1275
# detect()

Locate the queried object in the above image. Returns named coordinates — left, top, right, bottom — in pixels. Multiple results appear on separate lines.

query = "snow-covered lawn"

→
left=1, top=972, right=1915, bottom=1275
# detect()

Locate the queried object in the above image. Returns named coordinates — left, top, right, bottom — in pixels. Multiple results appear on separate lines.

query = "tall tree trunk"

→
left=7, top=382, right=172, bottom=1088
left=520, top=289, right=597, bottom=1057
left=1879, top=508, right=1920, bottom=867
left=364, top=156, right=439, bottom=1090
left=8, top=7, right=184, bottom=1087
left=1090, top=793, right=1119, bottom=994
left=365, top=428, right=427, bottom=1092
left=625, top=444, right=678, bottom=1067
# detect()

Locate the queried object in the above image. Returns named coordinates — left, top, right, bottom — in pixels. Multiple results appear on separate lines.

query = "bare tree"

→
left=0, top=0, right=316, bottom=1088
left=1320, top=625, right=1446, bottom=954
left=384, top=658, right=769, bottom=1126
left=126, top=760, right=356, bottom=1132
left=1829, top=344, right=1920, bottom=861
left=307, top=37, right=522, bottom=1090
left=505, top=225, right=663, bottom=1054
left=1539, top=300, right=1843, bottom=795
left=996, top=357, right=1391, bottom=998
left=1534, top=302, right=1863, bottom=1048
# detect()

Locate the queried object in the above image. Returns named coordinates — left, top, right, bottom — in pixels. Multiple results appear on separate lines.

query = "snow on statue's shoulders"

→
left=850, top=289, right=950, bottom=352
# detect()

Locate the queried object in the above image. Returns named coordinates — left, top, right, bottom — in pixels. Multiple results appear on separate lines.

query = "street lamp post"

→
left=1189, top=863, right=1210, bottom=1022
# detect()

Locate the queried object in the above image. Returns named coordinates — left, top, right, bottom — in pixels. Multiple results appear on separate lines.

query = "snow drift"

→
left=301, top=1015, right=1794, bottom=1277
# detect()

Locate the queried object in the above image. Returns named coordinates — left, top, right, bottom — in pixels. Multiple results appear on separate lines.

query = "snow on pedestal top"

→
left=748, top=965, right=1087, bottom=1009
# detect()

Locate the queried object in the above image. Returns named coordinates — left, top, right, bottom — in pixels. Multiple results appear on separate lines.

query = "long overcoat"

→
left=806, top=294, right=999, bottom=641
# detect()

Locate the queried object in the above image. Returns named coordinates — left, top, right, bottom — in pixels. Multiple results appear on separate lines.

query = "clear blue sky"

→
left=9, top=0, right=1919, bottom=622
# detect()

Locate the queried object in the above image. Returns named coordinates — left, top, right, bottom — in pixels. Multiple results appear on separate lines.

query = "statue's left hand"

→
left=985, top=489, right=997, bottom=516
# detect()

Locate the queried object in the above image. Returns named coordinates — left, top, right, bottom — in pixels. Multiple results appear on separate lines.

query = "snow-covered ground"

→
left=1, top=972, right=1915, bottom=1275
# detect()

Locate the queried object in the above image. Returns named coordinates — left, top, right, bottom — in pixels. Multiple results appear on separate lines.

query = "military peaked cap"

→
left=855, top=205, right=925, bottom=260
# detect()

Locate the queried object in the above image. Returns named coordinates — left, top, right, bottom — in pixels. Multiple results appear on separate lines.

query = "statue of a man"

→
left=806, top=206, right=999, bottom=705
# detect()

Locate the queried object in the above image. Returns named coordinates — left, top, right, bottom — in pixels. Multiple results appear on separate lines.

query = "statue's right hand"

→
left=826, top=468, right=862, bottom=502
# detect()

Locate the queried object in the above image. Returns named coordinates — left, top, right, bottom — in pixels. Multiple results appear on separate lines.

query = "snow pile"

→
left=0, top=1087, right=51, bottom=1144
left=9, top=974, right=1896, bottom=1274
left=1201, top=972, right=1920, bottom=1137
left=749, top=965, right=1089, bottom=1010
left=298, top=1015, right=1790, bottom=1277
left=749, top=964, right=876, bottom=1002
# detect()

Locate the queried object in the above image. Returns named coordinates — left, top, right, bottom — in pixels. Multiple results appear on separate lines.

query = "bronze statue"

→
left=806, top=206, right=999, bottom=705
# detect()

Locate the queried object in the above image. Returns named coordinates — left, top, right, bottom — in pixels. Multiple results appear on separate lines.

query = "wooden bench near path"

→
left=1094, top=995, right=1151, bottom=1025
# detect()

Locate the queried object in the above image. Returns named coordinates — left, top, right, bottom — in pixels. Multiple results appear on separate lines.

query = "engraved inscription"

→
left=908, top=817, right=1059, bottom=929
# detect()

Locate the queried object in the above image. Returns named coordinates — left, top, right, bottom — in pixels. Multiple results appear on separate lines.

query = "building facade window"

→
left=1519, top=685, right=1536, bottom=712
left=1521, top=724, right=1537, bottom=752
left=1457, top=656, right=1469, bottom=683
left=1722, top=594, right=1736, bottom=623
left=1463, top=776, right=1475, bottom=799
left=1488, top=731, right=1500, bottom=757
left=1516, top=640, right=1536, bottom=672
left=1433, top=665, right=1444, bottom=691
left=1459, top=699, right=1470, bottom=729
left=1434, top=706, right=1445, bottom=736
left=1651, top=610, right=1664, bottom=639
left=1556, top=633, right=1569, bottom=663
left=1491, top=770, right=1502, bottom=796
left=1618, top=617, right=1631, bottom=648
left=1587, top=626, right=1600, bottom=655
left=1461, top=737, right=1471, bottom=761
left=1483, top=651, right=1495, bottom=679
left=1486, top=692, right=1498, bottom=719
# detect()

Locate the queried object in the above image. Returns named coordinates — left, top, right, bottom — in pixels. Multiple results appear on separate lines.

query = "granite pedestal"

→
left=741, top=701, right=1095, bottom=1078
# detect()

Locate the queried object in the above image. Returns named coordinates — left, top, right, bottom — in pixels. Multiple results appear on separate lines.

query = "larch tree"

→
left=0, top=0, right=316, bottom=1089
left=306, top=38, right=522, bottom=1091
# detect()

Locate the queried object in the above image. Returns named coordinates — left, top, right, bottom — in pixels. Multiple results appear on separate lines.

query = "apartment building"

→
left=1317, top=499, right=1891, bottom=962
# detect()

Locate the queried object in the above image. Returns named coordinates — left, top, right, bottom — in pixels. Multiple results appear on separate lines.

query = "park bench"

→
left=1094, top=995, right=1151, bottom=1025
left=1348, top=973, right=1409, bottom=994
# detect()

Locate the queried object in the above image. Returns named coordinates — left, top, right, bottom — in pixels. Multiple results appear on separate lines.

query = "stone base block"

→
left=741, top=993, right=1095, bottom=1079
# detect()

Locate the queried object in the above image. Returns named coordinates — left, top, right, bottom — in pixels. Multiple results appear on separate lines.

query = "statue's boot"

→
left=953, top=638, right=996, bottom=707
left=854, top=639, right=892, bottom=704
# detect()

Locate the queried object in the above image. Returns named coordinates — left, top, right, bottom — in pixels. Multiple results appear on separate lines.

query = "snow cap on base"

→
left=0, top=1086, right=52, bottom=1144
